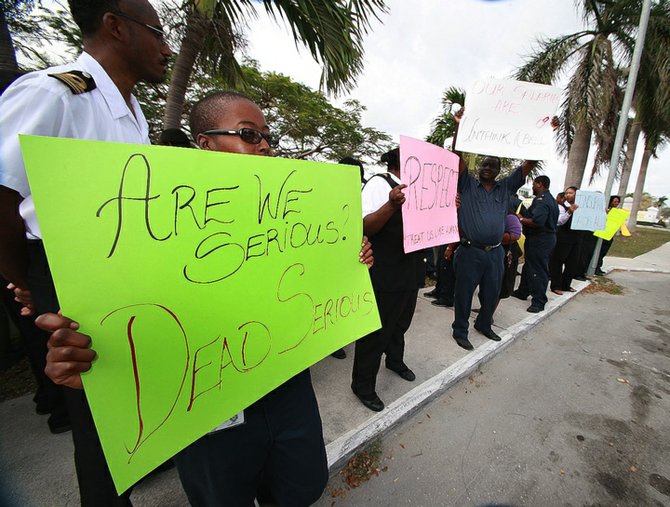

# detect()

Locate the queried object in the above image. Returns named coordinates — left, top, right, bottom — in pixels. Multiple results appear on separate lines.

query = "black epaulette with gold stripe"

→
left=47, top=70, right=96, bottom=94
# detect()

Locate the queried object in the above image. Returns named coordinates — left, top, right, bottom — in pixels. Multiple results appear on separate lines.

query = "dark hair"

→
left=380, top=148, right=400, bottom=171
left=158, top=128, right=192, bottom=148
left=566, top=186, right=578, bottom=192
left=69, top=0, right=120, bottom=36
left=556, top=192, right=565, bottom=200
left=534, top=175, right=551, bottom=189
left=608, top=195, right=621, bottom=207
left=189, top=91, right=254, bottom=138
left=339, top=156, right=365, bottom=182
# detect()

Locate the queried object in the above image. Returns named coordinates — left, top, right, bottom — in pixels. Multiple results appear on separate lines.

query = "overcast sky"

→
left=244, top=0, right=669, bottom=199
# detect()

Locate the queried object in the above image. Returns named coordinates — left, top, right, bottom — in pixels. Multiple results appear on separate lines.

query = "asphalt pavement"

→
left=1, top=239, right=669, bottom=506
left=313, top=268, right=670, bottom=506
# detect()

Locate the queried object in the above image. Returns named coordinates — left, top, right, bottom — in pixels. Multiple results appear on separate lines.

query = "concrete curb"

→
left=325, top=279, right=586, bottom=471
left=607, top=266, right=670, bottom=275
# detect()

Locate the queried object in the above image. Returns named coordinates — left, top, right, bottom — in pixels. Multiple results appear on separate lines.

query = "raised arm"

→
left=451, top=108, right=469, bottom=175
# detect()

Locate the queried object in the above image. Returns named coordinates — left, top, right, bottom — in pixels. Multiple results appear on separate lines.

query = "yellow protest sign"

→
left=20, top=136, right=380, bottom=493
left=594, top=207, right=630, bottom=240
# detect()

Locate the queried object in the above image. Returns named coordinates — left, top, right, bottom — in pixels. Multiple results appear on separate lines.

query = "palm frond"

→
left=515, top=33, right=582, bottom=84
left=261, top=0, right=388, bottom=95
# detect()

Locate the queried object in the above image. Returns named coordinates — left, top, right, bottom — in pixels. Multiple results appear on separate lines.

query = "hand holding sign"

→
left=389, top=184, right=407, bottom=209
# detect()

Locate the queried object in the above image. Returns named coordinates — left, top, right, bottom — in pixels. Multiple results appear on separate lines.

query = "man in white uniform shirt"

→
left=0, top=0, right=171, bottom=504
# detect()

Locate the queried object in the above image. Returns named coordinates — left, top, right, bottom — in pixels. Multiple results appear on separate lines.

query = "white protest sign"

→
left=456, top=78, right=561, bottom=160
left=572, top=190, right=607, bottom=231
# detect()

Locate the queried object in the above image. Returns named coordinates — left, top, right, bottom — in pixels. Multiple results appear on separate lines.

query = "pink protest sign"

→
left=400, top=135, right=460, bottom=253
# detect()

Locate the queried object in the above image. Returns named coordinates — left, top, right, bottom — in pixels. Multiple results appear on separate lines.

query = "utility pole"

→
left=587, top=0, right=653, bottom=276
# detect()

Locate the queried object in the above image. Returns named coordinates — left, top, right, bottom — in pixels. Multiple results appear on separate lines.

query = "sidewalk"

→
left=1, top=242, right=668, bottom=506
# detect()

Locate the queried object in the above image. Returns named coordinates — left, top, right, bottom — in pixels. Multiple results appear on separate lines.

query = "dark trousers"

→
left=516, top=234, right=556, bottom=309
left=549, top=240, right=580, bottom=290
left=434, top=245, right=456, bottom=304
left=352, top=289, right=418, bottom=397
left=1, top=277, right=65, bottom=419
left=500, top=243, right=522, bottom=299
left=26, top=241, right=131, bottom=507
left=174, top=370, right=328, bottom=507
left=452, top=245, right=504, bottom=339
left=577, top=232, right=595, bottom=277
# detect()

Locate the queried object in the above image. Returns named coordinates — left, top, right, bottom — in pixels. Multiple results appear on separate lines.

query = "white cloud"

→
left=245, top=0, right=669, bottom=198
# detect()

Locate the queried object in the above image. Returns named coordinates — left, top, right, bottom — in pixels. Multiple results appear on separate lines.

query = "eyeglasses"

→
left=112, top=11, right=166, bottom=42
left=202, top=128, right=276, bottom=147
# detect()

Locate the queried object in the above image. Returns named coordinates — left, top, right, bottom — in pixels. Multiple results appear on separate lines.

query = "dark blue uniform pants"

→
left=434, top=245, right=456, bottom=304
left=452, top=245, right=504, bottom=339
left=174, top=370, right=328, bottom=507
left=517, top=234, right=557, bottom=309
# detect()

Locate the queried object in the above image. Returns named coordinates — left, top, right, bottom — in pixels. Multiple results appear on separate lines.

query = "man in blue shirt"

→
left=451, top=110, right=536, bottom=350
left=513, top=175, right=559, bottom=312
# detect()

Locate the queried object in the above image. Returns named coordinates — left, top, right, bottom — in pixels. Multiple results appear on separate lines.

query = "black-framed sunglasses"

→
left=112, top=11, right=166, bottom=42
left=202, top=128, right=276, bottom=147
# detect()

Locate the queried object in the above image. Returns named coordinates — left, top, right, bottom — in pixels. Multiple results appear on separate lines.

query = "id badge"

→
left=209, top=411, right=245, bottom=434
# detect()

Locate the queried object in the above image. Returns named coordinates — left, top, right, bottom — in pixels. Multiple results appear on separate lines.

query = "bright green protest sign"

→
left=20, top=136, right=380, bottom=494
left=593, top=207, right=630, bottom=240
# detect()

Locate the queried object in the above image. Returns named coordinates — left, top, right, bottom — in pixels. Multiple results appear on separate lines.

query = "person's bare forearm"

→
left=363, top=202, right=397, bottom=237
left=0, top=186, right=29, bottom=287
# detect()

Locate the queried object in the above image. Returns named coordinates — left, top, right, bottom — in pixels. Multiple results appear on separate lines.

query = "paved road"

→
left=315, top=270, right=670, bottom=506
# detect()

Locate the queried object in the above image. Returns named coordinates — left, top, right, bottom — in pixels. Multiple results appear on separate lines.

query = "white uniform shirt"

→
left=0, top=52, right=150, bottom=239
left=361, top=172, right=400, bottom=218
left=557, top=202, right=571, bottom=226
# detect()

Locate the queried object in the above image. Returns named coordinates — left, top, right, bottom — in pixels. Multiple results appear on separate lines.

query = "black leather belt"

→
left=460, top=239, right=501, bottom=252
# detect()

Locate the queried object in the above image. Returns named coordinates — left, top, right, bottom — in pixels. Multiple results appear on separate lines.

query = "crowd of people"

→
left=0, top=1, right=621, bottom=506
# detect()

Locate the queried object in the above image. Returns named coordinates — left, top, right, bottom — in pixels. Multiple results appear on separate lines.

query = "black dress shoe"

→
left=574, top=275, right=587, bottom=281
left=595, top=269, right=606, bottom=276
left=387, top=366, right=416, bottom=381
left=511, top=291, right=528, bottom=300
left=474, top=324, right=501, bottom=341
left=331, top=348, right=346, bottom=359
left=48, top=413, right=71, bottom=434
left=424, top=288, right=439, bottom=298
left=453, top=336, right=474, bottom=351
left=351, top=388, right=384, bottom=412
left=431, top=299, right=453, bottom=308
left=526, top=305, right=543, bottom=313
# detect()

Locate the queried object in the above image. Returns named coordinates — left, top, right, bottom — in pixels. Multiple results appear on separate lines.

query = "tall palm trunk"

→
left=163, top=11, right=208, bottom=129
left=563, top=124, right=591, bottom=188
left=627, top=139, right=652, bottom=233
left=617, top=121, right=642, bottom=197
left=0, top=7, right=20, bottom=91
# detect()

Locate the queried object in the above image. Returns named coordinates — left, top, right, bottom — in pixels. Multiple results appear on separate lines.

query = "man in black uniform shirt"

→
left=513, top=175, right=559, bottom=313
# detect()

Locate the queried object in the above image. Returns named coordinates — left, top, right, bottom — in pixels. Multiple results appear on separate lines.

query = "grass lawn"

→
left=607, top=227, right=670, bottom=258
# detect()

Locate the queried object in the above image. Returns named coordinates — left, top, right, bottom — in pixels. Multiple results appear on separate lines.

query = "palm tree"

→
left=0, top=6, right=19, bottom=91
left=0, top=0, right=37, bottom=90
left=425, top=86, right=464, bottom=148
left=163, top=0, right=388, bottom=129
left=515, top=0, right=667, bottom=189
left=624, top=0, right=670, bottom=232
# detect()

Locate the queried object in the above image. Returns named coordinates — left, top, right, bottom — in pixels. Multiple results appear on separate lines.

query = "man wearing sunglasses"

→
left=0, top=0, right=171, bottom=505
